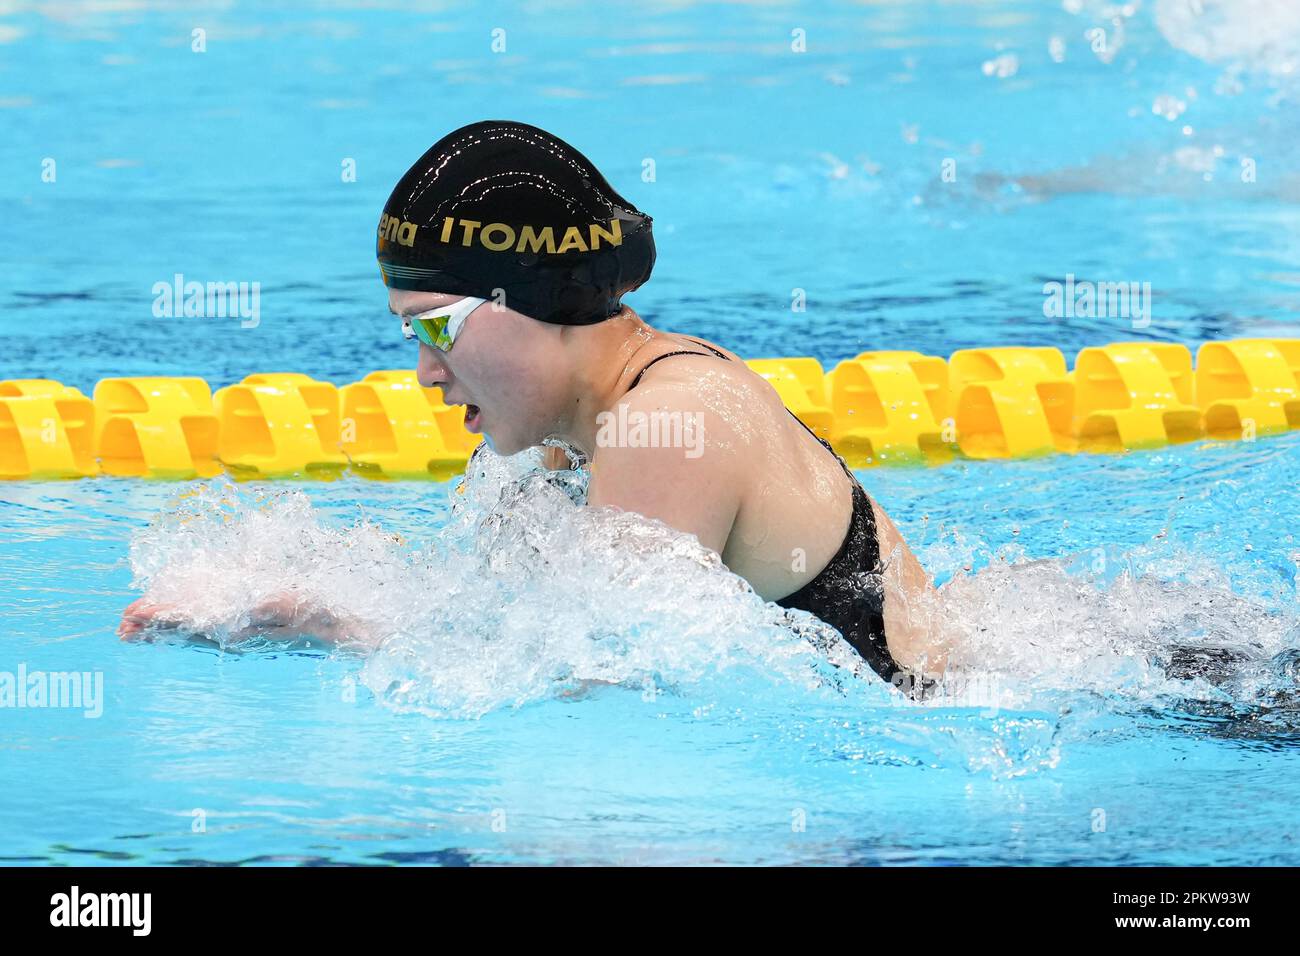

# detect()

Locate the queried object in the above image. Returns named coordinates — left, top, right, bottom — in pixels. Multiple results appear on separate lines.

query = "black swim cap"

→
left=377, top=120, right=655, bottom=325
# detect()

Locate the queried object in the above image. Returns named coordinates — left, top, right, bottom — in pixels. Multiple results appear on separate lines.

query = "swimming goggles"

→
left=401, top=296, right=488, bottom=351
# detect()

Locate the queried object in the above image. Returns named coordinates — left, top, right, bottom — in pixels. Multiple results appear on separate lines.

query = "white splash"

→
left=126, top=449, right=860, bottom=719
left=126, top=446, right=1299, bottom=738
left=1155, top=0, right=1300, bottom=77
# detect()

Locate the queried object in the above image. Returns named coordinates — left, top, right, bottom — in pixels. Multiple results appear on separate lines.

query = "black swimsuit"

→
left=628, top=339, right=918, bottom=691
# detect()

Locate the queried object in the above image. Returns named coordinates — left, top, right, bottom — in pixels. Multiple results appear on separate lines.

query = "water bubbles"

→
left=818, top=152, right=850, bottom=180
left=981, top=53, right=1019, bottom=79
left=1152, top=93, right=1187, bottom=119
left=1214, top=66, right=1246, bottom=95
left=1167, top=144, right=1218, bottom=173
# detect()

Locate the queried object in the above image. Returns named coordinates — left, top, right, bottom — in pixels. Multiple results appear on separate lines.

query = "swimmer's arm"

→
left=239, top=593, right=376, bottom=647
left=585, top=385, right=740, bottom=557
left=119, top=592, right=378, bottom=649
left=870, top=501, right=951, bottom=675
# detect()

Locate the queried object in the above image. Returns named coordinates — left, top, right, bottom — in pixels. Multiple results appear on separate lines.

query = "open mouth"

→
left=464, top=404, right=482, bottom=433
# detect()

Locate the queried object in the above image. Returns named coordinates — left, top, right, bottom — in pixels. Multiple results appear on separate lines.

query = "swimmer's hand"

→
left=542, top=443, right=591, bottom=471
left=541, top=445, right=569, bottom=470
left=117, top=598, right=182, bottom=640
left=117, top=592, right=372, bottom=647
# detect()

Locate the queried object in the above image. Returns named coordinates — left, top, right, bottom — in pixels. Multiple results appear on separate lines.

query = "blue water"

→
left=3, top=0, right=1300, bottom=865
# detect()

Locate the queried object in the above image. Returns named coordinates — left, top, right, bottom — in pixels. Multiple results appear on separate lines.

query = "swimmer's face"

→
left=388, top=288, right=569, bottom=456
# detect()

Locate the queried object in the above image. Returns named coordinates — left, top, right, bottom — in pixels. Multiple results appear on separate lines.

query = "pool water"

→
left=3, top=434, right=1298, bottom=865
left=3, top=0, right=1300, bottom=865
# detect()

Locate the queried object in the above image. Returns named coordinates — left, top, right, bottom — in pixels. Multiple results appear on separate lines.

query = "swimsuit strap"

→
left=785, top=406, right=860, bottom=486
left=627, top=338, right=733, bottom=390
left=682, top=338, right=732, bottom=360
left=627, top=339, right=855, bottom=484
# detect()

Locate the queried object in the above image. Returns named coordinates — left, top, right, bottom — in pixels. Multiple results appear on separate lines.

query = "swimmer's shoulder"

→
left=625, top=334, right=767, bottom=403
left=625, top=338, right=761, bottom=411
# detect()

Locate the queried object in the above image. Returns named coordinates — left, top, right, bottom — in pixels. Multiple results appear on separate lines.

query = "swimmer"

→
left=120, top=120, right=954, bottom=692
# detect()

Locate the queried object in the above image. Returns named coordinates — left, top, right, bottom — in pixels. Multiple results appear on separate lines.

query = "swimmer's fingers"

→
left=542, top=444, right=570, bottom=471
left=118, top=599, right=187, bottom=641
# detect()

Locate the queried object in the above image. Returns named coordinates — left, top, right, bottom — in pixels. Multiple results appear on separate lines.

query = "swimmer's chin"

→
left=482, top=431, right=537, bottom=457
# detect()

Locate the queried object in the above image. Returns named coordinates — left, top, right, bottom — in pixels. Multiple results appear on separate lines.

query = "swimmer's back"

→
left=583, top=331, right=949, bottom=677
left=588, top=332, right=858, bottom=605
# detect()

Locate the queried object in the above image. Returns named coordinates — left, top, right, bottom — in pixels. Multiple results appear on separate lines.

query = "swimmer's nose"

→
left=416, top=340, right=449, bottom=390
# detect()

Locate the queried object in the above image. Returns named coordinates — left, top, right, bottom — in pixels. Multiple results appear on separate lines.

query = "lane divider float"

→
left=1, top=338, right=1297, bottom=480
